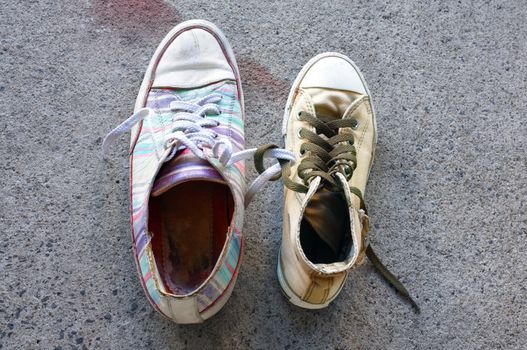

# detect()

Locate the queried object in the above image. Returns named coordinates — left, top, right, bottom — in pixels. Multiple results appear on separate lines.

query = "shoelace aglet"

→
left=100, top=135, right=113, bottom=162
left=409, top=297, right=421, bottom=314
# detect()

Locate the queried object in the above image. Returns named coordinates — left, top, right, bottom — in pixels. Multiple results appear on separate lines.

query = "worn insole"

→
left=150, top=181, right=232, bottom=294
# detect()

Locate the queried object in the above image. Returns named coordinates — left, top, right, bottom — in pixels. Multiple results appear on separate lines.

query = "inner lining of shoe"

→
left=148, top=181, right=234, bottom=295
left=299, top=188, right=352, bottom=264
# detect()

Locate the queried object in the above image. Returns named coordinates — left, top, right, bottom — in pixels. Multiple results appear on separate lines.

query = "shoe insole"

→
left=149, top=181, right=233, bottom=295
left=300, top=188, right=352, bottom=264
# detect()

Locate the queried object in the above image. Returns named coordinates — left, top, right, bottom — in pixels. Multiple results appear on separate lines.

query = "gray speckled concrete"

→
left=1, top=0, right=526, bottom=349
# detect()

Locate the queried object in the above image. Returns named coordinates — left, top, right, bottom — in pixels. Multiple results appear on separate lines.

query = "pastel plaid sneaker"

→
left=103, top=20, right=293, bottom=323
left=277, top=52, right=418, bottom=310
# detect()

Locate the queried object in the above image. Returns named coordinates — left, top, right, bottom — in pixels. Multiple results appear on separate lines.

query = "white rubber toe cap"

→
left=152, top=27, right=235, bottom=89
left=299, top=54, right=367, bottom=94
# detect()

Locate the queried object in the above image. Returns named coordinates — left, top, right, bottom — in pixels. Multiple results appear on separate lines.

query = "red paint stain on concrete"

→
left=92, top=0, right=181, bottom=37
left=238, top=56, right=290, bottom=101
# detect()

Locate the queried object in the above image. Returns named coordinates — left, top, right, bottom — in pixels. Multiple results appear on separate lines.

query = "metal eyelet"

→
left=351, top=119, right=359, bottom=130
left=342, top=164, right=353, bottom=177
left=296, top=128, right=303, bottom=139
left=296, top=111, right=303, bottom=120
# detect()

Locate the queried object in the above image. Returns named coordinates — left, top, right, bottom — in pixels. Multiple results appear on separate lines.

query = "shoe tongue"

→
left=151, top=149, right=226, bottom=197
left=306, top=87, right=360, bottom=121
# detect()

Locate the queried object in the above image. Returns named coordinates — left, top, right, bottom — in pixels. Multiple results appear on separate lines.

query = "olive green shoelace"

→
left=254, top=101, right=420, bottom=313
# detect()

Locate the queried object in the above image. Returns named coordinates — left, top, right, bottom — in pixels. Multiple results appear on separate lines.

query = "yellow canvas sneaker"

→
left=276, top=52, right=418, bottom=310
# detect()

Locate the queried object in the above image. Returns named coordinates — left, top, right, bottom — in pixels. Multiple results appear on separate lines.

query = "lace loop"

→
left=254, top=144, right=282, bottom=181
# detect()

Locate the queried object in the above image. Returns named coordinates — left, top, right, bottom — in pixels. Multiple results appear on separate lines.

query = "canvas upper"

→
left=278, top=53, right=418, bottom=311
left=127, top=21, right=246, bottom=323
left=279, top=53, right=375, bottom=307
left=103, top=20, right=296, bottom=323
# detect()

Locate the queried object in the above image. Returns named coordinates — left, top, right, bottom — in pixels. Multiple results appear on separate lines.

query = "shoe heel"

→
left=276, top=251, right=330, bottom=310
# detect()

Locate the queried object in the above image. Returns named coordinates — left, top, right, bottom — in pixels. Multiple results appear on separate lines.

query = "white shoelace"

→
left=102, top=93, right=295, bottom=205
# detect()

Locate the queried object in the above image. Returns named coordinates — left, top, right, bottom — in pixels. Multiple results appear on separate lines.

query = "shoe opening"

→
left=299, top=188, right=352, bottom=264
left=148, top=181, right=234, bottom=295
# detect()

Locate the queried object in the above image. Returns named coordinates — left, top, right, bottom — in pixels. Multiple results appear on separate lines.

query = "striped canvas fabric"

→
left=196, top=227, right=242, bottom=312
left=129, top=80, right=246, bottom=320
